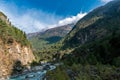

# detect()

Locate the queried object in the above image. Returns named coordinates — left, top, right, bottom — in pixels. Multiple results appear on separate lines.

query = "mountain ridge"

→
left=27, top=23, right=75, bottom=50
left=46, top=1, right=120, bottom=80
left=62, top=0, right=120, bottom=48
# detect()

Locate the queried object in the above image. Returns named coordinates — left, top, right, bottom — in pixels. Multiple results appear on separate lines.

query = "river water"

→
left=8, top=63, right=56, bottom=80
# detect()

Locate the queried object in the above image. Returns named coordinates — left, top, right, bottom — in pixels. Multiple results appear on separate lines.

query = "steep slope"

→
left=28, top=23, right=74, bottom=50
left=46, top=1, right=120, bottom=80
left=61, top=0, right=120, bottom=68
left=63, top=0, right=120, bottom=48
left=0, top=12, right=34, bottom=78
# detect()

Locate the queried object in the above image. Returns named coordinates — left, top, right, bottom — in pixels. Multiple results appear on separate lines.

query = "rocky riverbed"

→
left=7, top=63, right=56, bottom=80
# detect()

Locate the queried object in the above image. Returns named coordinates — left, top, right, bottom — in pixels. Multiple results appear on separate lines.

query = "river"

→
left=8, top=63, right=56, bottom=80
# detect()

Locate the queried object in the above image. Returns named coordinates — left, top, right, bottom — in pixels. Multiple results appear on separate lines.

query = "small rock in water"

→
left=25, top=74, right=35, bottom=78
left=43, top=65, right=50, bottom=70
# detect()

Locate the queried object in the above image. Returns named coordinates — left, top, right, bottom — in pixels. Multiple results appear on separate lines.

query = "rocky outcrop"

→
left=0, top=12, right=35, bottom=78
left=0, top=41, right=34, bottom=78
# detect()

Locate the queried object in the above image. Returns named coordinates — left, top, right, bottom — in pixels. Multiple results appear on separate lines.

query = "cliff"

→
left=0, top=12, right=35, bottom=78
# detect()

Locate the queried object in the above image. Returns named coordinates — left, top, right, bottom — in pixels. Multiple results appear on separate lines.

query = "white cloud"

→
left=58, top=12, right=87, bottom=26
left=44, top=12, right=87, bottom=29
left=0, top=1, right=87, bottom=33
left=10, top=10, right=61, bottom=33
left=0, top=1, right=62, bottom=33
left=100, top=0, right=113, bottom=3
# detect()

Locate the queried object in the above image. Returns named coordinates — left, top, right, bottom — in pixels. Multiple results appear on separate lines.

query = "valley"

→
left=0, top=0, right=120, bottom=80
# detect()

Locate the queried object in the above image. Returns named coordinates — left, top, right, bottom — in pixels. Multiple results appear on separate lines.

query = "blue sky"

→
left=0, top=0, right=113, bottom=33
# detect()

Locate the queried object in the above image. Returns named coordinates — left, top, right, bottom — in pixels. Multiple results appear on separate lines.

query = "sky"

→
left=0, top=0, right=113, bottom=33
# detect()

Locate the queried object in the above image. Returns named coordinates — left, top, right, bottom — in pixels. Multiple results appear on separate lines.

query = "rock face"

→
left=0, top=42, right=34, bottom=77
left=0, top=12, right=34, bottom=78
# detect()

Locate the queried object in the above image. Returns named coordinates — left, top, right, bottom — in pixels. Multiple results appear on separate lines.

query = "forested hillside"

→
left=46, top=1, right=120, bottom=80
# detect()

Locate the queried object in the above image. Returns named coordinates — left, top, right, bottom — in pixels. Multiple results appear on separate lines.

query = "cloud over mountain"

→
left=58, top=12, right=87, bottom=26
left=0, top=1, right=87, bottom=33
left=0, top=2, right=62, bottom=33
left=100, top=0, right=113, bottom=3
